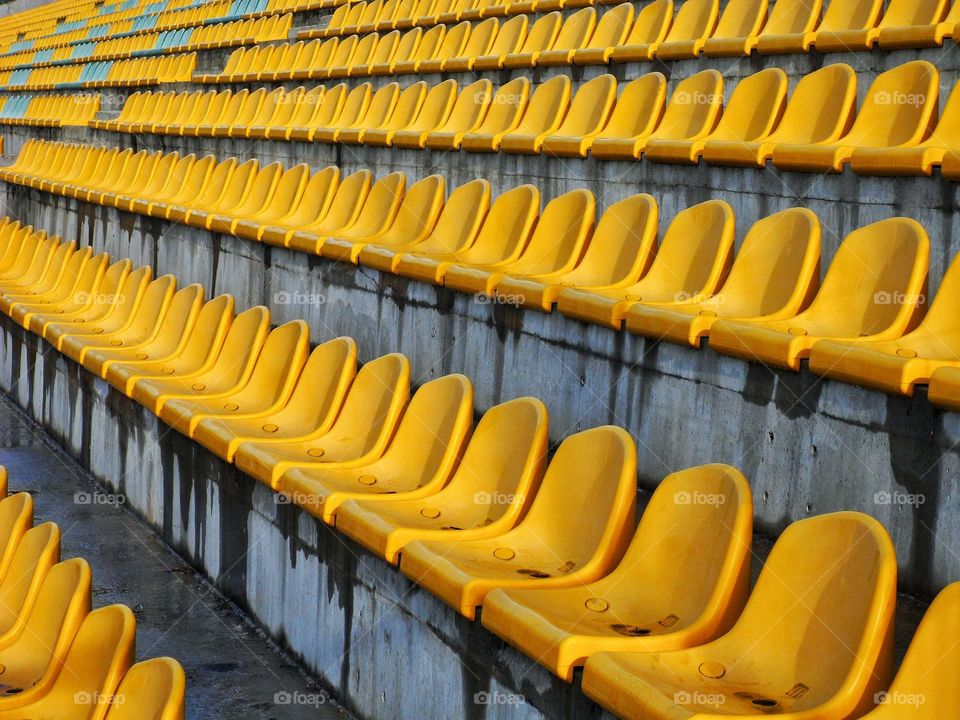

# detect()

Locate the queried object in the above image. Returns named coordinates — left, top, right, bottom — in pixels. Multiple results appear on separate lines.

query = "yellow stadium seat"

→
left=459, top=76, right=531, bottom=152
left=808, top=249, right=960, bottom=395
left=540, top=74, right=618, bottom=157
left=289, top=172, right=406, bottom=255
left=772, top=61, right=939, bottom=173
left=278, top=374, right=474, bottom=524
left=710, top=218, right=929, bottom=371
left=702, top=0, right=769, bottom=55
left=157, top=320, right=310, bottom=436
left=80, top=284, right=205, bottom=380
left=204, top=161, right=291, bottom=233
left=569, top=3, right=635, bottom=64
left=397, top=426, right=636, bottom=620
left=591, top=70, right=717, bottom=160
left=183, top=159, right=263, bottom=229
left=335, top=397, right=548, bottom=563
left=626, top=208, right=821, bottom=347
left=370, top=80, right=458, bottom=147
left=878, top=0, right=956, bottom=48
left=0, top=523, right=59, bottom=644
left=652, top=0, right=720, bottom=60
left=755, top=0, right=823, bottom=54
left=582, top=512, right=897, bottom=720
left=266, top=86, right=332, bottom=140
left=812, top=0, right=887, bottom=51
left=128, top=305, right=270, bottom=415
left=0, top=559, right=90, bottom=705
left=360, top=179, right=491, bottom=273
left=395, top=184, right=539, bottom=285
left=193, top=337, right=357, bottom=463
left=395, top=24, right=455, bottom=74
left=442, top=16, right=501, bottom=70
left=334, top=82, right=420, bottom=144
left=105, top=657, right=186, bottom=720
left=323, top=175, right=445, bottom=263
left=141, top=156, right=218, bottom=219
left=103, top=293, right=233, bottom=396
left=9, top=252, right=109, bottom=331
left=422, top=79, right=494, bottom=150
left=646, top=67, right=786, bottom=164
left=702, top=64, right=856, bottom=167
left=289, top=83, right=362, bottom=142
left=499, top=74, right=571, bottom=154
left=608, top=0, right=675, bottom=61
left=853, top=82, right=960, bottom=176
left=501, top=11, right=562, bottom=68
left=267, top=170, right=372, bottom=249
left=328, top=32, right=381, bottom=78
left=472, top=13, right=528, bottom=69
left=557, top=199, right=734, bottom=328
left=496, top=194, right=658, bottom=311
left=253, top=167, right=341, bottom=244
left=444, top=189, right=594, bottom=295
left=536, top=7, right=597, bottom=66
left=482, top=464, right=752, bottom=682
left=0, top=494, right=33, bottom=586
left=233, top=353, right=410, bottom=489
left=0, top=605, right=135, bottom=720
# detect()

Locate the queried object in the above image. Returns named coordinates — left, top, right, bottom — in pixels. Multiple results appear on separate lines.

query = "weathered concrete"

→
left=0, top=394, right=346, bottom=719
left=2, top=182, right=959, bottom=604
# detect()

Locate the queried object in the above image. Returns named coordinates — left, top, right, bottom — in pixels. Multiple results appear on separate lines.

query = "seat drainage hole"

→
left=610, top=624, right=650, bottom=637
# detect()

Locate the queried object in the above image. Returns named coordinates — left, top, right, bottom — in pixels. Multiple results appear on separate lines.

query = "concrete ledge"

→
left=1, top=180, right=957, bottom=602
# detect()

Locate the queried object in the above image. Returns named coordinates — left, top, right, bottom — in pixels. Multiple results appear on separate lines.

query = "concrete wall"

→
left=2, top=182, right=958, bottom=603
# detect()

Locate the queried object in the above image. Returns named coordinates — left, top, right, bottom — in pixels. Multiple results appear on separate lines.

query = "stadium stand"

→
left=4, top=0, right=960, bottom=717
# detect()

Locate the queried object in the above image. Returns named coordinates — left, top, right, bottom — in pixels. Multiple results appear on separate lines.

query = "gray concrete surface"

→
left=0, top=394, right=348, bottom=720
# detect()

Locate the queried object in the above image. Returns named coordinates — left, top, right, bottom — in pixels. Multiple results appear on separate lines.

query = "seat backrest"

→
left=513, top=73, right=569, bottom=134
left=597, top=72, right=667, bottom=138
left=0, top=522, right=59, bottom=635
left=720, top=513, right=896, bottom=715
left=663, top=0, right=719, bottom=42
left=406, top=78, right=457, bottom=131
left=638, top=199, right=735, bottom=297
left=459, top=184, right=539, bottom=264
left=519, top=10, right=562, bottom=52
left=0, top=493, right=33, bottom=578
left=711, top=208, right=820, bottom=316
left=460, top=16, right=498, bottom=56
left=588, top=3, right=634, bottom=48
left=818, top=0, right=883, bottom=32
left=713, top=0, right=767, bottom=38
left=556, top=73, right=616, bottom=135
left=280, top=337, right=358, bottom=429
left=486, top=13, right=527, bottom=55
left=711, top=67, right=787, bottom=141
left=438, top=78, right=491, bottom=132
left=359, top=82, right=401, bottom=128
left=655, top=69, right=723, bottom=139
left=513, top=189, right=594, bottom=273
left=845, top=61, right=939, bottom=146
left=552, top=7, right=596, bottom=50
left=767, top=63, right=856, bottom=144
left=471, top=76, right=529, bottom=134
left=105, top=657, right=186, bottom=720
left=412, top=179, right=491, bottom=255
left=802, top=218, right=929, bottom=335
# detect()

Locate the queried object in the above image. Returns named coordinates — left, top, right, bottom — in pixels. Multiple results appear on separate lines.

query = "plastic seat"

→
left=500, top=11, right=562, bottom=69
left=335, top=397, right=548, bottom=563
left=417, top=20, right=480, bottom=73
left=482, top=464, right=752, bottom=681
left=459, top=77, right=531, bottom=152
left=582, top=512, right=897, bottom=720
left=709, top=218, right=929, bottom=371
left=233, top=353, right=410, bottom=489
left=278, top=374, right=473, bottom=524
left=105, top=657, right=186, bottom=720
left=179, top=158, right=260, bottom=228
left=557, top=199, right=735, bottom=329
left=389, top=79, right=460, bottom=149
left=129, top=305, right=270, bottom=414
left=813, top=0, right=887, bottom=52
left=423, top=80, right=494, bottom=150
left=393, top=24, right=452, bottom=74
left=702, top=64, right=856, bottom=167
left=323, top=175, right=445, bottom=263
left=333, top=82, right=419, bottom=144
left=157, top=320, right=309, bottom=436
left=471, top=13, right=528, bottom=70
left=395, top=184, right=539, bottom=285
left=360, top=179, right=491, bottom=273
left=499, top=74, right=571, bottom=154
left=289, top=172, right=406, bottom=255
left=0, top=605, right=135, bottom=720
left=193, top=337, right=357, bottom=463
left=535, top=7, right=597, bottom=66
left=570, top=3, right=635, bottom=64
left=396, top=426, right=636, bottom=620
left=854, top=81, right=960, bottom=177
left=646, top=67, right=787, bottom=164
left=591, top=70, right=718, bottom=160
left=772, top=61, right=939, bottom=173
left=444, top=189, right=594, bottom=296
left=442, top=16, right=503, bottom=70
left=496, top=194, right=658, bottom=311
left=540, top=74, right=618, bottom=157
left=878, top=0, right=957, bottom=48
left=9, top=252, right=108, bottom=332
left=0, top=558, right=91, bottom=705
left=627, top=208, right=820, bottom=347
left=0, top=522, right=58, bottom=644
left=755, top=0, right=822, bottom=53
left=103, top=294, right=233, bottom=395
left=650, top=0, right=719, bottom=60
left=204, top=162, right=293, bottom=234
left=271, top=170, right=372, bottom=250
left=702, top=0, right=769, bottom=55
left=809, top=249, right=960, bottom=396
